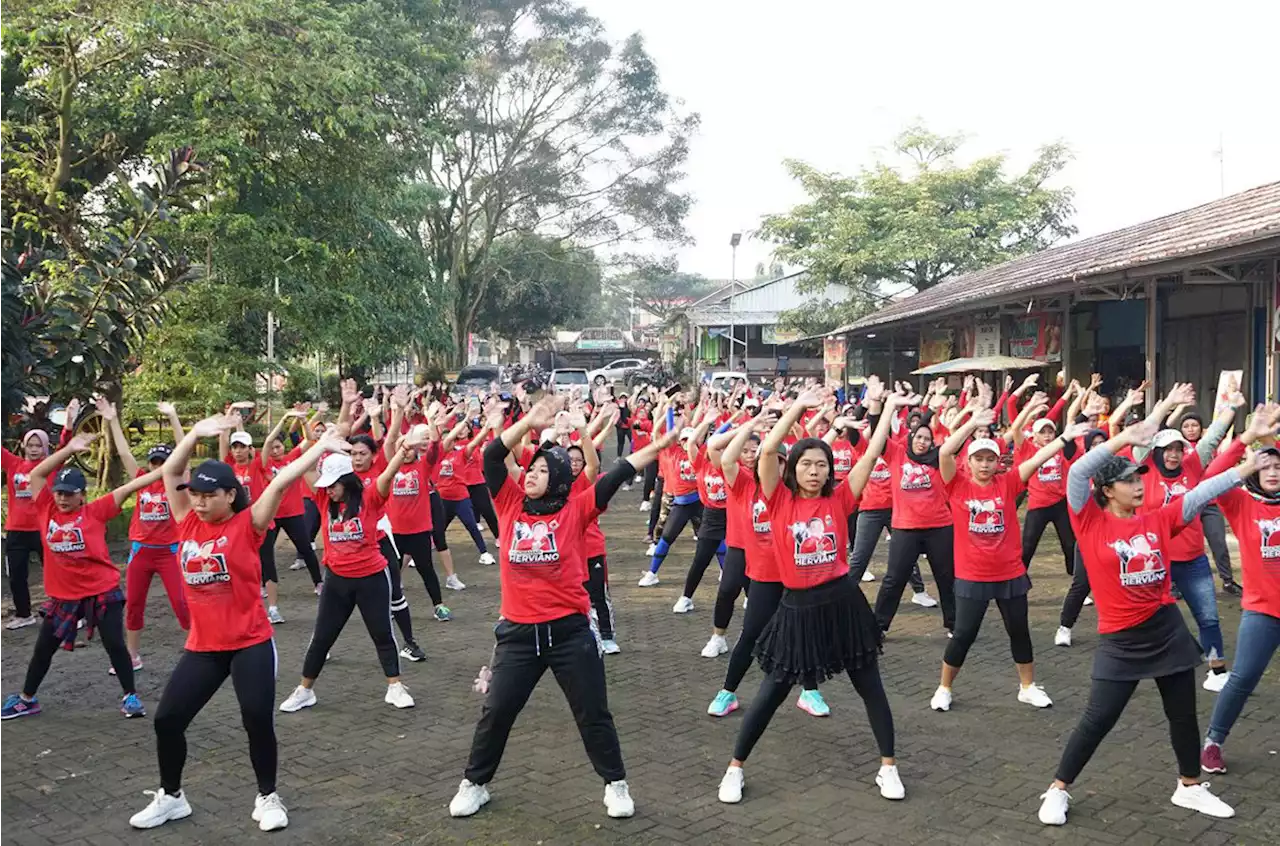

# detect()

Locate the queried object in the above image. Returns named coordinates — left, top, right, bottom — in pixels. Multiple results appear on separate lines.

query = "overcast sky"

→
left=582, top=0, right=1280, bottom=280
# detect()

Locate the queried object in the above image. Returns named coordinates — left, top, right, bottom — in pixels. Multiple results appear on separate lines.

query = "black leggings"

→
left=441, top=497, right=488, bottom=555
left=1060, top=547, right=1092, bottom=628
left=467, top=483, right=500, bottom=538
left=714, top=547, right=749, bottom=630
left=302, top=567, right=401, bottom=679
left=650, top=498, right=702, bottom=573
left=848, top=509, right=925, bottom=592
left=23, top=601, right=135, bottom=696
left=260, top=514, right=321, bottom=586
left=873, top=525, right=956, bottom=632
left=615, top=428, right=630, bottom=459
left=733, top=663, right=894, bottom=761
left=393, top=531, right=444, bottom=606
left=722, top=581, right=815, bottom=694
left=642, top=463, right=658, bottom=507
left=304, top=498, right=320, bottom=544
left=430, top=491, right=449, bottom=550
left=1022, top=499, right=1075, bottom=575
left=682, top=507, right=727, bottom=598
left=4, top=529, right=40, bottom=618
left=944, top=593, right=1033, bottom=668
left=154, top=639, right=277, bottom=796
left=585, top=555, right=615, bottom=640
left=646, top=476, right=665, bottom=538
left=1054, top=669, right=1200, bottom=784
left=379, top=537, right=415, bottom=644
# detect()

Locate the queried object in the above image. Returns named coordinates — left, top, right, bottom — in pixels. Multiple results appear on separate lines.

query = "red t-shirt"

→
left=129, top=471, right=177, bottom=545
left=727, top=470, right=778, bottom=581
left=37, top=487, right=122, bottom=600
left=257, top=446, right=306, bottom=519
left=3, top=449, right=59, bottom=532
left=830, top=437, right=857, bottom=483
left=434, top=446, right=471, bottom=500
left=570, top=474, right=607, bottom=558
left=1139, top=452, right=1207, bottom=562
left=494, top=474, right=602, bottom=623
left=461, top=440, right=485, bottom=487
left=177, top=509, right=273, bottom=651
left=230, top=458, right=258, bottom=503
left=1070, top=496, right=1184, bottom=634
left=313, top=485, right=390, bottom=577
left=946, top=471, right=1026, bottom=582
left=695, top=449, right=728, bottom=509
left=860, top=455, right=893, bottom=511
left=1214, top=471, right=1280, bottom=619
left=884, top=440, right=951, bottom=530
left=386, top=450, right=437, bottom=536
left=631, top=416, right=653, bottom=450
left=660, top=445, right=698, bottom=497
left=764, top=482, right=857, bottom=589
left=1017, top=440, right=1070, bottom=509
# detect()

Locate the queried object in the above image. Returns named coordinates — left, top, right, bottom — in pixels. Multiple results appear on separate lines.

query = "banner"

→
left=1007, top=313, right=1061, bottom=362
left=918, top=329, right=953, bottom=367
left=974, top=322, right=1001, bottom=357
left=823, top=335, right=847, bottom=388
left=763, top=325, right=805, bottom=345
left=1272, top=259, right=1280, bottom=353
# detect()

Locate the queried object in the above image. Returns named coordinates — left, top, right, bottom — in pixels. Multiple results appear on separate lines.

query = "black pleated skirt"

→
left=753, top=575, right=882, bottom=684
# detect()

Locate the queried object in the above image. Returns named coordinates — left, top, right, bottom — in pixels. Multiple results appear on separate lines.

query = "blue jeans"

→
left=1170, top=555, right=1225, bottom=662
left=1207, top=610, right=1280, bottom=744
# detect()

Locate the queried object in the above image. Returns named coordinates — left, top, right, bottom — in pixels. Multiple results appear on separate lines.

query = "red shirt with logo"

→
left=3, top=449, right=59, bottom=532
left=660, top=445, right=698, bottom=497
left=230, top=458, right=257, bottom=503
left=727, top=470, right=778, bottom=582
left=494, top=474, right=603, bottom=623
left=313, top=485, right=390, bottom=577
left=830, top=437, right=858, bottom=483
left=1016, top=440, right=1070, bottom=509
left=386, top=448, right=438, bottom=536
left=36, top=487, right=122, bottom=599
left=129, top=471, right=177, bottom=545
left=884, top=440, right=951, bottom=530
left=1207, top=439, right=1280, bottom=619
left=695, top=449, right=728, bottom=510
left=461, top=440, right=486, bottom=487
left=631, top=416, right=653, bottom=450
left=946, top=472, right=1026, bottom=582
left=1071, top=497, right=1184, bottom=634
left=570, top=473, right=607, bottom=558
left=434, top=446, right=471, bottom=501
left=764, top=482, right=857, bottom=589
left=1139, top=452, right=1207, bottom=562
left=177, top=509, right=273, bottom=651
left=257, top=446, right=306, bottom=519
left=860, top=455, right=893, bottom=511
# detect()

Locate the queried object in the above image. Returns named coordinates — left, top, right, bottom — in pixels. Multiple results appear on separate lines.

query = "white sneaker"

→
left=638, top=571, right=660, bottom=587
left=1054, top=626, right=1072, bottom=647
left=911, top=591, right=938, bottom=608
left=876, top=764, right=905, bottom=800
left=718, top=766, right=745, bottom=803
left=1018, top=683, right=1053, bottom=708
left=741, top=595, right=748, bottom=610
left=1038, top=785, right=1071, bottom=825
left=1083, top=595, right=1094, bottom=606
left=633, top=475, right=642, bottom=484
left=4, top=615, right=37, bottom=630
left=621, top=484, right=632, bottom=492
left=603, top=780, right=635, bottom=818
left=701, top=634, right=729, bottom=658
left=601, top=639, right=622, bottom=655
left=266, top=606, right=285, bottom=624
left=645, top=542, right=657, bottom=556
left=289, top=558, right=306, bottom=571
left=278, top=685, right=316, bottom=713
left=129, top=788, right=193, bottom=829
left=449, top=779, right=490, bottom=817
left=861, top=570, right=876, bottom=582
left=929, top=686, right=952, bottom=712
left=1203, top=670, right=1229, bottom=693
left=639, top=500, right=650, bottom=512
left=252, top=792, right=289, bottom=832
left=478, top=552, right=496, bottom=566
left=1170, top=781, right=1234, bottom=818
left=260, top=585, right=268, bottom=599
left=672, top=596, right=694, bottom=613
left=384, top=681, right=415, bottom=709
left=445, top=574, right=467, bottom=591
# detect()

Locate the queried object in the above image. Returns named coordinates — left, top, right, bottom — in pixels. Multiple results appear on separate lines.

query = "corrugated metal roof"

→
left=834, top=181, right=1280, bottom=335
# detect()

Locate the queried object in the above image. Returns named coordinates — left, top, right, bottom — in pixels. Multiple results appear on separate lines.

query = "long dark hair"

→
left=782, top=437, right=837, bottom=497
left=327, top=472, right=364, bottom=521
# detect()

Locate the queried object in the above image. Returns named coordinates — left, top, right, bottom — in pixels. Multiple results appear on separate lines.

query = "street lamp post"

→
left=729, top=232, right=741, bottom=371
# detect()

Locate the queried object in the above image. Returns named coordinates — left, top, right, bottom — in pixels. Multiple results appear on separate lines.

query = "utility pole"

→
left=729, top=232, right=741, bottom=370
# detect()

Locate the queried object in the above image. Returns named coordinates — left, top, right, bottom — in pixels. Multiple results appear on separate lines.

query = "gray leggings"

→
left=848, top=508, right=925, bottom=592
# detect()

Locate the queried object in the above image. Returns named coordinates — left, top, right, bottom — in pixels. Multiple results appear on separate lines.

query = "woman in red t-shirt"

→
left=449, top=395, right=673, bottom=821
left=435, top=418, right=494, bottom=565
left=671, top=410, right=733, bottom=615
left=932, top=406, right=1087, bottom=713
left=258, top=410, right=324, bottom=596
left=1037, top=412, right=1244, bottom=828
left=126, top=415, right=341, bottom=833
left=718, top=389, right=907, bottom=806
left=1, top=434, right=162, bottom=723
left=1018, top=416, right=1079, bottom=574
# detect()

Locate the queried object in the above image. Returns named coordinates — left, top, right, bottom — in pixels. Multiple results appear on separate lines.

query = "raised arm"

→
left=29, top=434, right=99, bottom=498
left=719, top=414, right=770, bottom=486
left=939, top=406, right=990, bottom=483
left=848, top=394, right=907, bottom=496
left=384, top=386, right=409, bottom=460
left=251, top=431, right=349, bottom=532
left=759, top=389, right=823, bottom=498
left=1020, top=422, right=1089, bottom=483
left=484, top=396, right=561, bottom=495
left=1196, top=391, right=1244, bottom=465
left=108, top=466, right=165, bottom=508
left=157, top=401, right=185, bottom=442
left=572, top=408, right=601, bottom=482
left=163, top=415, right=240, bottom=523
left=96, top=398, right=139, bottom=478
left=261, top=412, right=295, bottom=468
left=1067, top=420, right=1156, bottom=513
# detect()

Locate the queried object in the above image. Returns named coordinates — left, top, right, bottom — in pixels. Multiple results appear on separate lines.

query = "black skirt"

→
left=955, top=573, right=1031, bottom=601
left=753, top=575, right=882, bottom=684
left=1092, top=604, right=1203, bottom=682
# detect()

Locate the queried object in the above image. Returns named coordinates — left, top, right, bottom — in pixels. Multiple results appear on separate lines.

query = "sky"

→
left=581, top=0, right=1280, bottom=280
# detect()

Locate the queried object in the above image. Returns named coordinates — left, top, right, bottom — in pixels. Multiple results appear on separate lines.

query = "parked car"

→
left=454, top=363, right=502, bottom=396
left=549, top=368, right=590, bottom=394
left=588, top=358, right=648, bottom=386
left=709, top=371, right=750, bottom=393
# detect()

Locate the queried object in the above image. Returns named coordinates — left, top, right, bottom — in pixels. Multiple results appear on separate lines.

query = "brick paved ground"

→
left=3, top=476, right=1277, bottom=845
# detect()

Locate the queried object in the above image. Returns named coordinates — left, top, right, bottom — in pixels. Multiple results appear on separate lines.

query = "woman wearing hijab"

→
left=449, top=396, right=674, bottom=821
left=1176, top=409, right=1241, bottom=595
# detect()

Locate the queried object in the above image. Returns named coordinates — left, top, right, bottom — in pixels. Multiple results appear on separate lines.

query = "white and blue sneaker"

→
left=707, top=690, right=739, bottom=717
left=796, top=689, right=830, bottom=717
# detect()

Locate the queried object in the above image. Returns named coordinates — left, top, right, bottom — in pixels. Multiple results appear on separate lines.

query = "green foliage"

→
left=475, top=232, right=602, bottom=344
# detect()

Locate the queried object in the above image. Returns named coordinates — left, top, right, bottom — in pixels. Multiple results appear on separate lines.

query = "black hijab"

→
left=524, top=445, right=575, bottom=516
left=1245, top=446, right=1280, bottom=505
left=907, top=422, right=940, bottom=467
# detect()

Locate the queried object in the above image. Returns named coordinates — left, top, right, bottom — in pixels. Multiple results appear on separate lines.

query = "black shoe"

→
left=399, top=641, right=426, bottom=662
left=1222, top=582, right=1243, bottom=597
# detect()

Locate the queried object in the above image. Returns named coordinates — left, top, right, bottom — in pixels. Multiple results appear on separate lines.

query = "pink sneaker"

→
left=1200, top=743, right=1227, bottom=774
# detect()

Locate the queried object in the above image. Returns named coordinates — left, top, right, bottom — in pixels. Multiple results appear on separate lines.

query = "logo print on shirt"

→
left=13, top=472, right=32, bottom=498
left=900, top=462, right=932, bottom=491
left=180, top=539, right=230, bottom=586
left=1110, top=532, right=1165, bottom=586
left=751, top=499, right=770, bottom=535
left=678, top=459, right=696, bottom=482
left=1037, top=456, right=1061, bottom=483
left=704, top=473, right=726, bottom=503
left=1256, top=517, right=1280, bottom=559
left=138, top=490, right=171, bottom=522
left=439, top=459, right=454, bottom=477
left=788, top=517, right=837, bottom=566
left=833, top=449, right=852, bottom=474
left=509, top=519, right=560, bottom=565
left=45, top=518, right=85, bottom=553
left=392, top=469, right=420, bottom=497
left=1159, top=479, right=1189, bottom=506
left=329, top=516, right=365, bottom=543
left=964, top=498, right=1004, bottom=535
left=869, top=457, right=890, bottom=482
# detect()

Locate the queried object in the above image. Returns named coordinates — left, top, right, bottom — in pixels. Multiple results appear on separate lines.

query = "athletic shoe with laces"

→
left=445, top=574, right=467, bottom=591
left=603, top=780, right=635, bottom=818
left=929, top=686, right=952, bottom=712
left=672, top=596, right=694, bottom=613
left=718, top=766, right=745, bottom=803
left=252, top=792, right=289, bottom=831
left=1038, top=785, right=1070, bottom=825
left=644, top=542, right=657, bottom=557
left=911, top=591, right=938, bottom=607
left=601, top=638, right=621, bottom=654
left=434, top=605, right=453, bottom=622
left=120, top=693, right=146, bottom=718
left=1170, top=781, right=1234, bottom=818
left=1222, top=581, right=1243, bottom=597
left=1202, top=669, right=1229, bottom=693
left=1054, top=625, right=1072, bottom=646
left=289, top=558, right=306, bottom=571
left=861, top=570, right=876, bottom=582
left=621, top=484, right=631, bottom=492
left=5, top=615, right=37, bottom=630
left=130, top=788, right=193, bottom=829
left=708, top=690, right=739, bottom=717
left=384, top=681, right=415, bottom=709
left=1, top=694, right=41, bottom=720
left=701, top=634, right=728, bottom=658
left=1083, top=595, right=1094, bottom=606
left=637, top=571, right=660, bottom=587
left=876, top=764, right=905, bottom=800
left=400, top=641, right=426, bottom=662
left=109, top=653, right=144, bottom=675
left=267, top=606, right=285, bottom=624
left=1018, top=683, right=1053, bottom=708
left=449, top=779, right=490, bottom=817
left=278, top=685, right=316, bottom=713
left=478, top=552, right=496, bottom=566
left=796, top=689, right=830, bottom=717
left=639, top=500, right=650, bottom=512
left=1200, top=742, right=1227, bottom=773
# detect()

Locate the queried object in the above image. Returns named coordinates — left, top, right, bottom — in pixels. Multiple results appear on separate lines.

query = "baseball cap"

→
left=229, top=432, right=253, bottom=447
left=967, top=438, right=1002, bottom=457
left=679, top=427, right=697, bottom=441
left=1031, top=418, right=1057, bottom=433
left=314, top=454, right=355, bottom=488
left=147, top=443, right=174, bottom=462
left=178, top=460, right=240, bottom=493
left=50, top=467, right=87, bottom=493
left=1093, top=455, right=1148, bottom=488
left=1152, top=429, right=1190, bottom=449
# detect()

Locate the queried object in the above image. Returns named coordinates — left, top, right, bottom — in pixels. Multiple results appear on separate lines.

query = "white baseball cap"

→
left=229, top=432, right=253, bottom=447
left=967, top=438, right=1002, bottom=456
left=1152, top=429, right=1190, bottom=449
left=1031, top=418, right=1057, bottom=433
left=315, top=453, right=354, bottom=488
left=679, top=427, right=697, bottom=441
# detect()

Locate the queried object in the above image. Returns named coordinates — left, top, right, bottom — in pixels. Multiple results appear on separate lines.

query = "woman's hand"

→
left=190, top=414, right=241, bottom=438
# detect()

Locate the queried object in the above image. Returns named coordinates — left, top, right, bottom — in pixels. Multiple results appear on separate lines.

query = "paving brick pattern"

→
left=3, top=479, right=1277, bottom=845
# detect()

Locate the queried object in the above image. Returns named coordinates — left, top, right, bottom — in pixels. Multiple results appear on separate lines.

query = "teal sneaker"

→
left=121, top=693, right=146, bottom=718
left=1, top=693, right=41, bottom=720
left=796, top=689, right=830, bottom=717
left=707, top=689, right=739, bottom=717
left=434, top=605, right=452, bottom=622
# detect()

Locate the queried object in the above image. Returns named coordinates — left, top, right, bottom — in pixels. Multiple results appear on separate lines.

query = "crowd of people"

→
left=1, top=368, right=1276, bottom=833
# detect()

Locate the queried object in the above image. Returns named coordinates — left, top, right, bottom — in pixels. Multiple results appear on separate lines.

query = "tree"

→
left=474, top=232, right=601, bottom=350
left=420, top=0, right=698, bottom=364
left=760, top=126, right=1076, bottom=325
